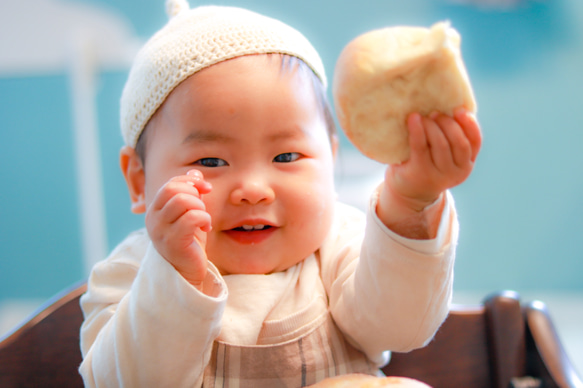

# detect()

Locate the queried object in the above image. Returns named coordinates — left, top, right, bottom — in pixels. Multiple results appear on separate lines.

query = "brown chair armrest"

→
left=525, top=300, right=583, bottom=388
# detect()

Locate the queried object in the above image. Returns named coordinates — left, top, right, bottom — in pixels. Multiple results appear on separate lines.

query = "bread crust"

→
left=307, top=373, right=432, bottom=387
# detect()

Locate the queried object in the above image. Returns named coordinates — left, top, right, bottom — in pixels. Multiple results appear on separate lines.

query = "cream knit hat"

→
left=120, top=0, right=327, bottom=148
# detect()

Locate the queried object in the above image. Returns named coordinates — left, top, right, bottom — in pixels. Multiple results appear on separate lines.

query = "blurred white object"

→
left=0, top=0, right=140, bottom=75
left=0, top=0, right=141, bottom=274
left=445, top=0, right=544, bottom=10
left=334, top=149, right=385, bottom=211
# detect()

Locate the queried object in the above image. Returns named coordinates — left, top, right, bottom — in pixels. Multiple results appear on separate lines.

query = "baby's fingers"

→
left=406, top=113, right=430, bottom=162
left=149, top=179, right=205, bottom=212
left=157, top=189, right=208, bottom=227
left=423, top=115, right=454, bottom=172
left=166, top=170, right=212, bottom=197
left=146, top=175, right=212, bottom=237
left=433, top=113, right=473, bottom=169
left=169, top=207, right=213, bottom=235
left=186, top=169, right=212, bottom=195
left=454, top=108, right=482, bottom=163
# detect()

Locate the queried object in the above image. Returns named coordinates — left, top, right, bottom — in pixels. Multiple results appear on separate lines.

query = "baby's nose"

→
left=229, top=179, right=275, bottom=205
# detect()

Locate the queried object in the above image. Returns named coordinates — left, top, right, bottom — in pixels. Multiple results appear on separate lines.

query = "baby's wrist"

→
left=385, top=185, right=441, bottom=213
left=162, top=252, right=208, bottom=292
left=376, top=186, right=445, bottom=239
left=179, top=269, right=207, bottom=292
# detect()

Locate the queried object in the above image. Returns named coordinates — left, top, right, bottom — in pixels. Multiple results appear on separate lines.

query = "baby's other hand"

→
left=145, top=170, right=212, bottom=290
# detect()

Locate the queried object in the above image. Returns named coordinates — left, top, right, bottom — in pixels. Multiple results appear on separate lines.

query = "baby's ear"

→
left=120, top=146, right=146, bottom=214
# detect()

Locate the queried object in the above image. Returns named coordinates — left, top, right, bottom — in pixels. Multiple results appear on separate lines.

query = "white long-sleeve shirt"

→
left=79, top=192, right=458, bottom=387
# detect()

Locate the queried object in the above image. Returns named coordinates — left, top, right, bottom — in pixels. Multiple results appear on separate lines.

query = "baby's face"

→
left=142, top=55, right=337, bottom=275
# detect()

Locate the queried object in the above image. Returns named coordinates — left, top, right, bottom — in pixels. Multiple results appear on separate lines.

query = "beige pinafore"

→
left=202, top=313, right=377, bottom=388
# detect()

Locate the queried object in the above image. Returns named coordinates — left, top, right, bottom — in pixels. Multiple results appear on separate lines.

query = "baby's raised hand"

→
left=378, top=108, right=482, bottom=238
left=145, top=170, right=212, bottom=289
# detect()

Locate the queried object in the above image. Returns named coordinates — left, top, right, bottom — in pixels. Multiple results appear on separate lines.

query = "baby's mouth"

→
left=225, top=223, right=277, bottom=244
left=233, top=224, right=273, bottom=232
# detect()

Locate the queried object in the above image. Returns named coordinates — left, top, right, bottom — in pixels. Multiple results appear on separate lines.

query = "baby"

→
left=79, top=1, right=482, bottom=387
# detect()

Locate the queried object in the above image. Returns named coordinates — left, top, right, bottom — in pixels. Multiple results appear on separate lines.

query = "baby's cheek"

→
left=298, top=184, right=336, bottom=243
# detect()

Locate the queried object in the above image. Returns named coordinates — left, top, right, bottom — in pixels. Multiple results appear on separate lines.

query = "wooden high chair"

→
left=0, top=281, right=86, bottom=387
left=0, top=283, right=581, bottom=388
left=383, top=290, right=583, bottom=388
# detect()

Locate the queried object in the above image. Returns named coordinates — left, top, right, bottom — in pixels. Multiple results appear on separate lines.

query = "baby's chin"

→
left=214, top=257, right=308, bottom=276
left=211, top=243, right=323, bottom=276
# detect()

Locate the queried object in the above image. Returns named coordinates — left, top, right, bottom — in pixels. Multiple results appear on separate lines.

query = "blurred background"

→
left=0, top=0, right=581, bottom=373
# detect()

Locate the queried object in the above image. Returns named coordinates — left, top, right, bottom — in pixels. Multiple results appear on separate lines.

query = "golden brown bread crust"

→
left=332, top=22, right=476, bottom=164
left=307, top=373, right=432, bottom=387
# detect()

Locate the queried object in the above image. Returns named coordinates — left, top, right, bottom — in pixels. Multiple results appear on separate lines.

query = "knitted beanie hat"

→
left=120, top=0, right=327, bottom=148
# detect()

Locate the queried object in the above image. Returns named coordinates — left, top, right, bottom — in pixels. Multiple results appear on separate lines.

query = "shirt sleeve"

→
left=79, top=230, right=228, bottom=387
left=327, top=190, right=458, bottom=365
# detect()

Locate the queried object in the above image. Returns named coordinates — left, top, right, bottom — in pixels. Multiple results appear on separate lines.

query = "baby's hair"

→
left=278, top=54, right=337, bottom=139
left=135, top=54, right=336, bottom=167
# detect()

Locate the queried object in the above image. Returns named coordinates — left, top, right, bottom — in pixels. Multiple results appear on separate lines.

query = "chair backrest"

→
left=0, top=281, right=86, bottom=388
left=1, top=284, right=580, bottom=388
left=382, top=291, right=583, bottom=388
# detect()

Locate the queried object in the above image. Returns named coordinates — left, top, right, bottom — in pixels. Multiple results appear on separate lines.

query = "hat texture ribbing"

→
left=120, top=0, right=327, bottom=147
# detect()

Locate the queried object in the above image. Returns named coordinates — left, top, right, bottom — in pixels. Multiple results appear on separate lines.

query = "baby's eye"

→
left=273, top=152, right=301, bottom=163
left=194, top=158, right=228, bottom=167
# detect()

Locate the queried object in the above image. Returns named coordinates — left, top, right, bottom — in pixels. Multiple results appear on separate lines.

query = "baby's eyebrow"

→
left=268, top=127, right=305, bottom=142
left=182, top=131, right=235, bottom=145
left=182, top=127, right=306, bottom=145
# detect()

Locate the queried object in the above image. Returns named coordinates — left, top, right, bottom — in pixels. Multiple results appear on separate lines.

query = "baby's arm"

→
left=79, top=232, right=227, bottom=387
left=146, top=169, right=212, bottom=290
left=377, top=108, right=482, bottom=239
left=328, top=194, right=458, bottom=363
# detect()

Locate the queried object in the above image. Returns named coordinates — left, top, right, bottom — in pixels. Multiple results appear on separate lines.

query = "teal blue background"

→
left=1, top=0, right=582, bottom=303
